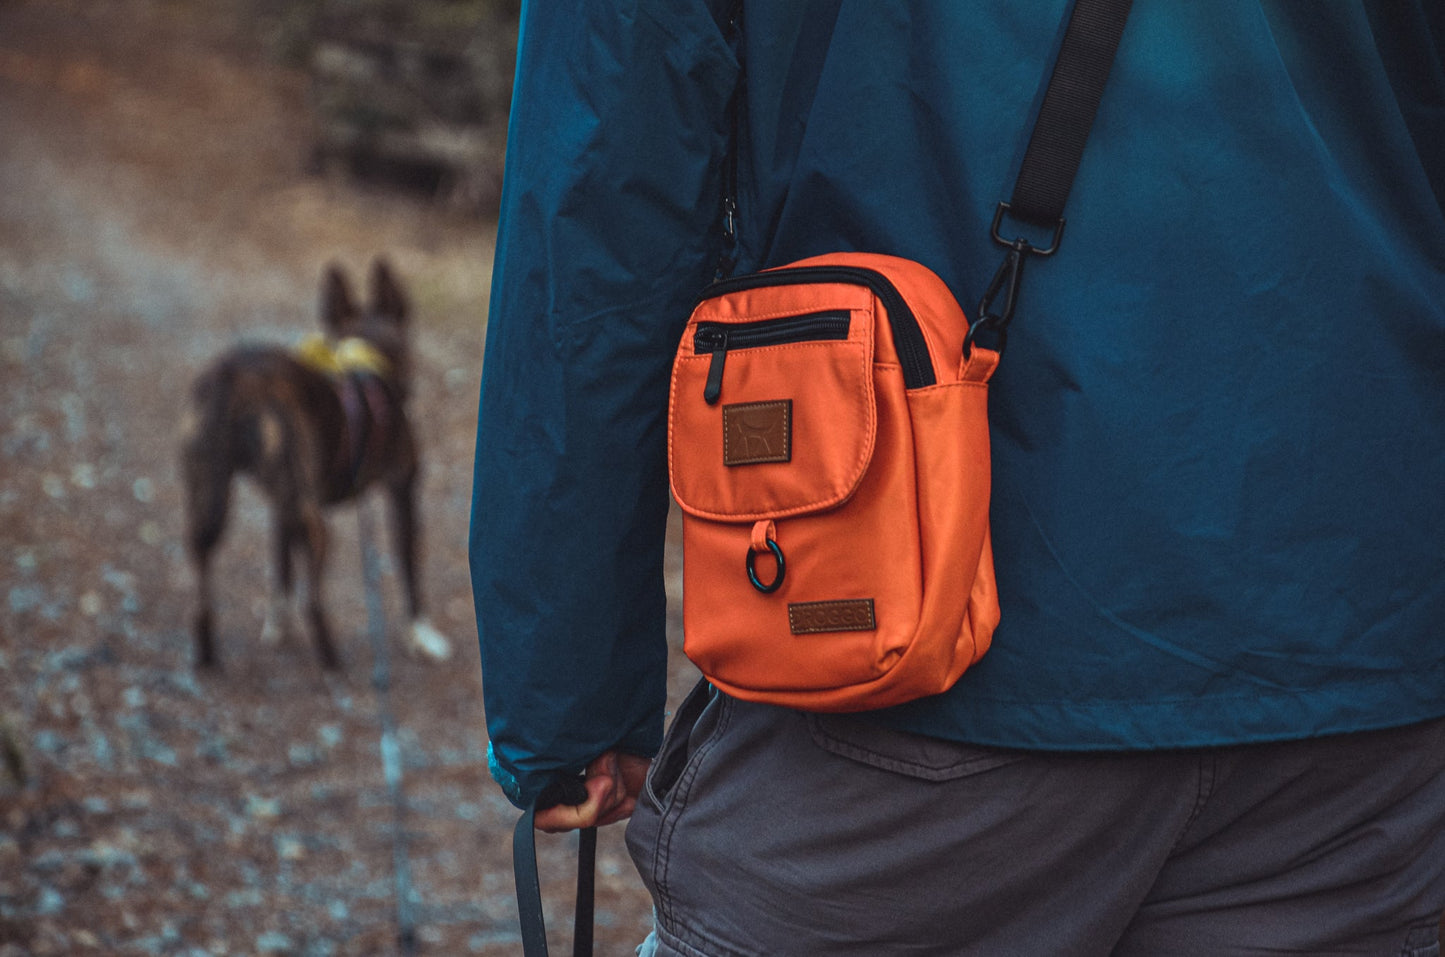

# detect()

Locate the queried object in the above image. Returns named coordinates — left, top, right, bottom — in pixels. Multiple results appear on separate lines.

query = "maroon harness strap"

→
left=332, top=372, right=393, bottom=497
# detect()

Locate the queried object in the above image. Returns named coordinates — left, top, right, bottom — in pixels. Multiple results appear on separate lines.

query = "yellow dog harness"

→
left=294, top=334, right=392, bottom=379
left=293, top=335, right=396, bottom=498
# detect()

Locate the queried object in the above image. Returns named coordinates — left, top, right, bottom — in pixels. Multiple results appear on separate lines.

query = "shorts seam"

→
left=654, top=693, right=732, bottom=934
left=808, top=715, right=1024, bottom=781
left=655, top=919, right=756, bottom=957
left=1163, top=749, right=1218, bottom=857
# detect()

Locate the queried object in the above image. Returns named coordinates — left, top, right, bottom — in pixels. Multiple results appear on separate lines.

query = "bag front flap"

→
left=669, top=280, right=877, bottom=521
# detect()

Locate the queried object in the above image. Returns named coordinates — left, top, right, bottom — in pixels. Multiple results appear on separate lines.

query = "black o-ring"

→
left=745, top=538, right=786, bottom=594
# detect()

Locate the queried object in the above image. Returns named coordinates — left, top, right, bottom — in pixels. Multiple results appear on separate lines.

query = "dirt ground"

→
left=0, top=1, right=693, bottom=953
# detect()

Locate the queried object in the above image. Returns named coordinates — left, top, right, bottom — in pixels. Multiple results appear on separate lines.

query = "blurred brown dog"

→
left=181, top=259, right=452, bottom=670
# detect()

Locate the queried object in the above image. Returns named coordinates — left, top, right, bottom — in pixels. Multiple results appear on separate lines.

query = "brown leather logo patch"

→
left=789, top=599, right=877, bottom=635
left=723, top=400, right=792, bottom=466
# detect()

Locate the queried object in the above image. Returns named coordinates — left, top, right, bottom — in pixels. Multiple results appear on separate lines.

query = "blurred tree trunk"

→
left=298, top=0, right=519, bottom=213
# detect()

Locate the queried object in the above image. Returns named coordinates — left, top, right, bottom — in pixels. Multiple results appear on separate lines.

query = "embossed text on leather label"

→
left=723, top=400, right=792, bottom=466
left=789, top=599, right=877, bottom=635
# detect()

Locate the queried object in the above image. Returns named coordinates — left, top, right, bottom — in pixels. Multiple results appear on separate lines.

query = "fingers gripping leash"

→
left=513, top=775, right=596, bottom=957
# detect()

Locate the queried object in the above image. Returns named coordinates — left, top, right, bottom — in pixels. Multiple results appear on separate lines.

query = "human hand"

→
left=533, top=750, right=652, bottom=833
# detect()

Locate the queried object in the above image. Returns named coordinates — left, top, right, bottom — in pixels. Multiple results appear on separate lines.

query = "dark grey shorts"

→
left=626, top=682, right=1445, bottom=957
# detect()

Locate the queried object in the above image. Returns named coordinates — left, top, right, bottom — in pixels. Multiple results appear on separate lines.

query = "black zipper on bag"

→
left=698, top=266, right=937, bottom=394
left=694, top=311, right=851, bottom=405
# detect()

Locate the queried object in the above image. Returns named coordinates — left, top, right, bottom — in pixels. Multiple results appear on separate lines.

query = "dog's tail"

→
left=181, top=361, right=242, bottom=559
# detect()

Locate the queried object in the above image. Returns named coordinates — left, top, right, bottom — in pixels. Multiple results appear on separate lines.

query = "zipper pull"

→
left=701, top=328, right=728, bottom=405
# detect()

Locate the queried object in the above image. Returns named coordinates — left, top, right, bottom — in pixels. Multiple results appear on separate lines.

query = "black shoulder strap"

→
left=1010, top=0, right=1134, bottom=228
left=970, top=0, right=1133, bottom=354
left=513, top=778, right=596, bottom=957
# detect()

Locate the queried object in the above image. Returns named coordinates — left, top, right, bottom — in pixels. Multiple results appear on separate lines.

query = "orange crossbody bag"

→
left=667, top=252, right=1000, bottom=711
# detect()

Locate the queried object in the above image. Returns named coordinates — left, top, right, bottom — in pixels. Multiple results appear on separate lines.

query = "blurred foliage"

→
left=259, top=0, right=521, bottom=212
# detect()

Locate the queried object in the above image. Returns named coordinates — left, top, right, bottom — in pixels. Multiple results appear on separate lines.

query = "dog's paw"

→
left=259, top=598, right=293, bottom=647
left=407, top=618, right=453, bottom=662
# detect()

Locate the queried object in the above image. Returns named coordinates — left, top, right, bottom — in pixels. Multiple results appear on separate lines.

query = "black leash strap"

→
left=513, top=777, right=596, bottom=957
left=970, top=0, right=1134, bottom=354
left=357, top=501, right=418, bottom=954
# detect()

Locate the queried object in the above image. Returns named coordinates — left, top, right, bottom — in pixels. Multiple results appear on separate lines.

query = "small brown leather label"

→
left=723, top=400, right=792, bottom=466
left=789, top=599, right=877, bottom=635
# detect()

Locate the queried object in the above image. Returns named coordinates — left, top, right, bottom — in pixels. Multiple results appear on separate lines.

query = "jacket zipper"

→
left=699, top=266, right=937, bottom=392
left=694, top=311, right=851, bottom=404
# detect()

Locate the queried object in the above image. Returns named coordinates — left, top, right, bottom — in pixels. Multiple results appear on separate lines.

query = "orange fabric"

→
left=671, top=291, right=875, bottom=520
left=668, top=252, right=1000, bottom=711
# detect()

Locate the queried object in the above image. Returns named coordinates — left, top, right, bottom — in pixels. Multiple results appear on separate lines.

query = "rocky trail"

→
left=0, top=2, right=688, bottom=953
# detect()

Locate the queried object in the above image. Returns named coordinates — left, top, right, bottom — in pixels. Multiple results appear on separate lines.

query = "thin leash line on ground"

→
left=357, top=495, right=418, bottom=956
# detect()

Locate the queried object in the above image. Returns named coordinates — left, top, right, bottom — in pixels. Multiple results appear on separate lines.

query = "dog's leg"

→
left=298, top=501, right=342, bottom=670
left=389, top=475, right=452, bottom=662
left=261, top=514, right=298, bottom=647
left=182, top=396, right=232, bottom=670
left=0, top=714, right=27, bottom=789
left=194, top=550, right=219, bottom=669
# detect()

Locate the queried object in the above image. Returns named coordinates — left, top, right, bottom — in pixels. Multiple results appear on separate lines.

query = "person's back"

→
left=471, top=3, right=1445, bottom=953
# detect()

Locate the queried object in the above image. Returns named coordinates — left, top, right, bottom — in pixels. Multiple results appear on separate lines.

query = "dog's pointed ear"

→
left=370, top=257, right=409, bottom=324
left=322, top=264, right=357, bottom=335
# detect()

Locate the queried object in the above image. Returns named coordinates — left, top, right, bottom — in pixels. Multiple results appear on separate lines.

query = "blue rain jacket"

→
left=471, top=0, right=1445, bottom=807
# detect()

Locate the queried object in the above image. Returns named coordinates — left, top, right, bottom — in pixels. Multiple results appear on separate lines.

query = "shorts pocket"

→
left=644, top=679, right=724, bottom=809
left=808, top=712, right=1025, bottom=782
left=1400, top=924, right=1441, bottom=957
